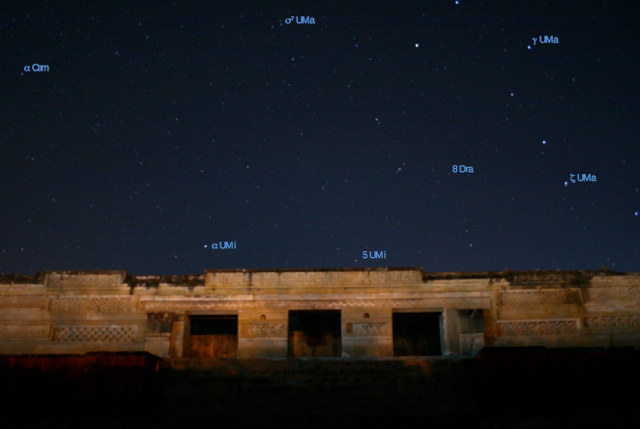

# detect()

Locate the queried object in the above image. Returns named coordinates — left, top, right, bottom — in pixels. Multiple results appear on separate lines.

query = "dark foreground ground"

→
left=1, top=347, right=639, bottom=429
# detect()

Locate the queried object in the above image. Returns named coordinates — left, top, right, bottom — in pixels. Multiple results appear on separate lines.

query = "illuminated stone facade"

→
left=0, top=268, right=638, bottom=357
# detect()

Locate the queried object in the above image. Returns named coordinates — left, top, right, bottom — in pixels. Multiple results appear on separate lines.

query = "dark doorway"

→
left=393, top=312, right=442, bottom=356
left=288, top=310, right=342, bottom=357
left=186, top=315, right=238, bottom=358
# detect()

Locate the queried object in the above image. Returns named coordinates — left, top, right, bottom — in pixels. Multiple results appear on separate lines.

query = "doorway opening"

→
left=186, top=315, right=238, bottom=357
left=288, top=310, right=341, bottom=357
left=393, top=312, right=442, bottom=356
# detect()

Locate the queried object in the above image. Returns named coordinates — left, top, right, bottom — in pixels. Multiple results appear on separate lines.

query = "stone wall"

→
left=0, top=269, right=639, bottom=358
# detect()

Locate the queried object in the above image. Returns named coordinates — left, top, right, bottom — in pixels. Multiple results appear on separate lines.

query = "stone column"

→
left=441, top=308, right=461, bottom=355
left=169, top=314, right=185, bottom=358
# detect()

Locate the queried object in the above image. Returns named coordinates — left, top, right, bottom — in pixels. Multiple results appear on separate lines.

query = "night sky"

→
left=1, top=1, right=638, bottom=275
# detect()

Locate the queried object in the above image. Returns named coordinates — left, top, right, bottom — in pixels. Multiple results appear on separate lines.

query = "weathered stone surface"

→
left=0, top=268, right=638, bottom=358
left=45, top=271, right=126, bottom=289
left=49, top=296, right=138, bottom=312
left=0, top=324, right=50, bottom=338
left=0, top=294, right=47, bottom=309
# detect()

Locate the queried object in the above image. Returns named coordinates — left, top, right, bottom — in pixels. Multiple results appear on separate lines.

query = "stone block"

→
left=51, top=325, right=139, bottom=342
left=0, top=324, right=50, bottom=339
left=144, top=336, right=171, bottom=357
left=46, top=342, right=146, bottom=354
left=500, top=304, right=582, bottom=319
left=342, top=337, right=393, bottom=357
left=238, top=309, right=288, bottom=340
left=460, top=332, right=484, bottom=354
left=158, top=284, right=190, bottom=295
left=170, top=320, right=185, bottom=358
left=205, top=271, right=250, bottom=288
left=237, top=338, right=287, bottom=357
left=585, top=287, right=640, bottom=301
left=500, top=289, right=581, bottom=306
left=442, top=308, right=460, bottom=354
left=496, top=319, right=580, bottom=337
left=251, top=272, right=280, bottom=287
left=45, top=271, right=126, bottom=289
left=330, top=271, right=368, bottom=284
left=49, top=296, right=138, bottom=312
left=0, top=295, right=47, bottom=309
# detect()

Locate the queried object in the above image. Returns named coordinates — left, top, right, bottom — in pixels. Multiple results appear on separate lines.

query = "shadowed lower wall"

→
left=1, top=348, right=640, bottom=428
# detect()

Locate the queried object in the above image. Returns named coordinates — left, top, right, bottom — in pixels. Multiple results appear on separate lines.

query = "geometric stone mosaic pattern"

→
left=584, top=316, right=640, bottom=329
left=46, top=272, right=125, bottom=289
left=351, top=322, right=391, bottom=335
left=206, top=270, right=423, bottom=288
left=143, top=297, right=491, bottom=311
left=0, top=295, right=47, bottom=309
left=241, top=324, right=285, bottom=337
left=500, top=290, right=581, bottom=306
left=51, top=325, right=137, bottom=342
left=0, top=324, right=50, bottom=338
left=49, top=297, right=136, bottom=313
left=585, top=287, right=640, bottom=301
left=498, top=320, right=578, bottom=336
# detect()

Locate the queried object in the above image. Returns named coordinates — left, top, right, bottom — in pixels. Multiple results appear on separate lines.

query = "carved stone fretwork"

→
left=205, top=269, right=423, bottom=288
left=143, top=297, right=490, bottom=311
left=52, top=325, right=137, bottom=342
left=585, top=288, right=640, bottom=301
left=349, top=322, right=391, bottom=335
left=49, top=297, right=136, bottom=313
left=45, top=271, right=126, bottom=289
left=0, top=295, right=47, bottom=309
left=584, top=316, right=640, bottom=329
left=500, top=290, right=581, bottom=306
left=0, top=324, right=50, bottom=338
left=498, top=320, right=578, bottom=336
left=241, top=323, right=285, bottom=337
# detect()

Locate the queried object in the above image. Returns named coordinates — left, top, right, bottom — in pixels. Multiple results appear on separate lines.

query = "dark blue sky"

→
left=1, top=1, right=638, bottom=275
